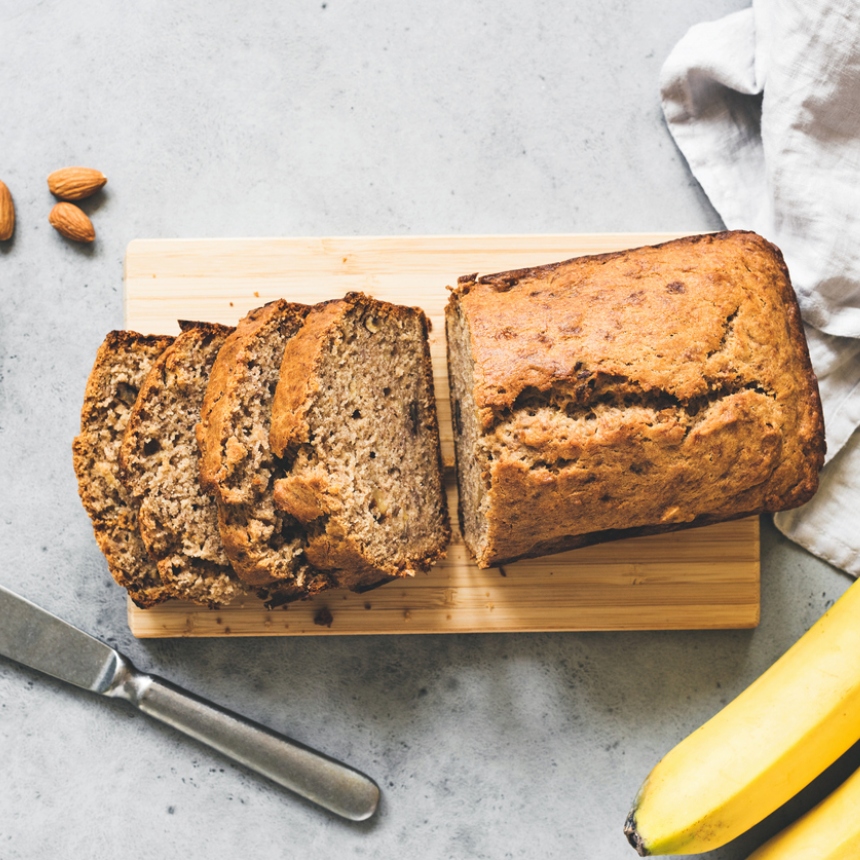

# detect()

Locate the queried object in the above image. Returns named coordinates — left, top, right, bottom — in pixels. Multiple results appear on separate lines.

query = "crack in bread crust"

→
left=72, top=331, right=175, bottom=608
left=506, top=372, right=775, bottom=426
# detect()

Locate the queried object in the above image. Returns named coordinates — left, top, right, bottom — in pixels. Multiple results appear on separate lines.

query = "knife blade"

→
left=0, top=584, right=379, bottom=821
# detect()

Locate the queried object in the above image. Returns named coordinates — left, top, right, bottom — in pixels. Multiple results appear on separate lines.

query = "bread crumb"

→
left=313, top=607, right=333, bottom=627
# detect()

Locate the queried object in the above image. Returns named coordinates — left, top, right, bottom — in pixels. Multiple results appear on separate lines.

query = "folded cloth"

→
left=660, top=0, right=860, bottom=577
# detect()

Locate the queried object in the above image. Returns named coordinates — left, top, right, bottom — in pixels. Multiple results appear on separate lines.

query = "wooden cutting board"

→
left=123, top=233, right=760, bottom=637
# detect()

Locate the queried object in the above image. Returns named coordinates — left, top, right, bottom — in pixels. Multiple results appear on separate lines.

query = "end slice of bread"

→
left=120, top=321, right=246, bottom=606
left=197, top=300, right=332, bottom=600
left=72, top=330, right=175, bottom=608
left=269, top=292, right=450, bottom=591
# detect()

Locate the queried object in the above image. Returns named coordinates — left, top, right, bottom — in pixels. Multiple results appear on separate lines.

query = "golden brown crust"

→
left=72, top=330, right=175, bottom=607
left=272, top=468, right=331, bottom=522
left=457, top=232, right=816, bottom=423
left=447, top=231, right=826, bottom=567
left=198, top=300, right=307, bottom=492
left=269, top=298, right=348, bottom=459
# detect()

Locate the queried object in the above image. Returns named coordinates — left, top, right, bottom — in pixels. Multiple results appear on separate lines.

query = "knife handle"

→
left=105, top=657, right=379, bottom=821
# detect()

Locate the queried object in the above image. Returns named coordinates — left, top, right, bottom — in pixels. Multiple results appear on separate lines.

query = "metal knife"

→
left=0, top=583, right=380, bottom=821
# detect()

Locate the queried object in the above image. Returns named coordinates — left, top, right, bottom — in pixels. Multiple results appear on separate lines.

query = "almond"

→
left=49, top=202, right=95, bottom=243
left=0, top=180, right=14, bottom=241
left=47, top=166, right=107, bottom=201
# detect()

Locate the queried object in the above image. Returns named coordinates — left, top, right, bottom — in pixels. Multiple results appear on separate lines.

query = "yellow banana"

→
left=624, top=577, right=860, bottom=855
left=746, top=763, right=860, bottom=859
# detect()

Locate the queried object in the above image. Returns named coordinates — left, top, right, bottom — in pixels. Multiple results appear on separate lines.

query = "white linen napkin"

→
left=660, top=0, right=860, bottom=577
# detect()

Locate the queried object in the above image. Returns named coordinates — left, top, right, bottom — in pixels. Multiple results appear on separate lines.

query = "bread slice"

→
left=445, top=230, right=826, bottom=567
left=197, top=300, right=331, bottom=601
left=72, top=331, right=175, bottom=608
left=269, top=292, right=450, bottom=591
left=120, top=321, right=246, bottom=606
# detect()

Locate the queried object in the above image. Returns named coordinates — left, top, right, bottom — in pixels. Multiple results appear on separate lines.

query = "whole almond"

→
left=0, top=180, right=14, bottom=241
left=49, top=202, right=95, bottom=243
left=47, top=166, right=107, bottom=201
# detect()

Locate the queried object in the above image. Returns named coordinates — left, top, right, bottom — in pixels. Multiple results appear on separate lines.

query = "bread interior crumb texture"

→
left=296, top=301, right=446, bottom=574
left=122, top=324, right=245, bottom=606
left=445, top=304, right=489, bottom=560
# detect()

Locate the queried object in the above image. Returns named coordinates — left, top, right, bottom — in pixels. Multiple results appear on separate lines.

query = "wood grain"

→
left=123, top=232, right=760, bottom=637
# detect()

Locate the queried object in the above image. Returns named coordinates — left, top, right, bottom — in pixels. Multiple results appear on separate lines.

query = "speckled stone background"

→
left=1, top=2, right=857, bottom=858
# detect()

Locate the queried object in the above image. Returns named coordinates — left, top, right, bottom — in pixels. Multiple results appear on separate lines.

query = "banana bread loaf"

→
left=197, top=300, right=331, bottom=600
left=72, top=330, right=175, bottom=608
left=120, top=321, right=247, bottom=606
left=269, top=292, right=450, bottom=591
left=445, top=230, right=826, bottom=567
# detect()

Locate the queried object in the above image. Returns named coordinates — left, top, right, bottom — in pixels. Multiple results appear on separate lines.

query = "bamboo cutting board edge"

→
left=123, top=232, right=760, bottom=637
left=127, top=517, right=761, bottom=637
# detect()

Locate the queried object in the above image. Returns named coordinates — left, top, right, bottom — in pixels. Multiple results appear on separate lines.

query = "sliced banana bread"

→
left=72, top=330, right=175, bottom=608
left=120, top=321, right=246, bottom=606
left=197, top=300, right=331, bottom=600
left=269, top=292, right=450, bottom=591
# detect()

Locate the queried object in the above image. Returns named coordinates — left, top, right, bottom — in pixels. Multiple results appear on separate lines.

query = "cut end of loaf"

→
left=72, top=330, right=176, bottom=605
left=445, top=295, right=491, bottom=564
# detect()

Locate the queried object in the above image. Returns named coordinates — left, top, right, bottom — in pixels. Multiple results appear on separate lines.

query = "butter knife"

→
left=0, top=583, right=379, bottom=821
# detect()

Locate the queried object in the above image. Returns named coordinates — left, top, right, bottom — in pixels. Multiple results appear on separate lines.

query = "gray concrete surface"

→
left=1, top=1, right=855, bottom=858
